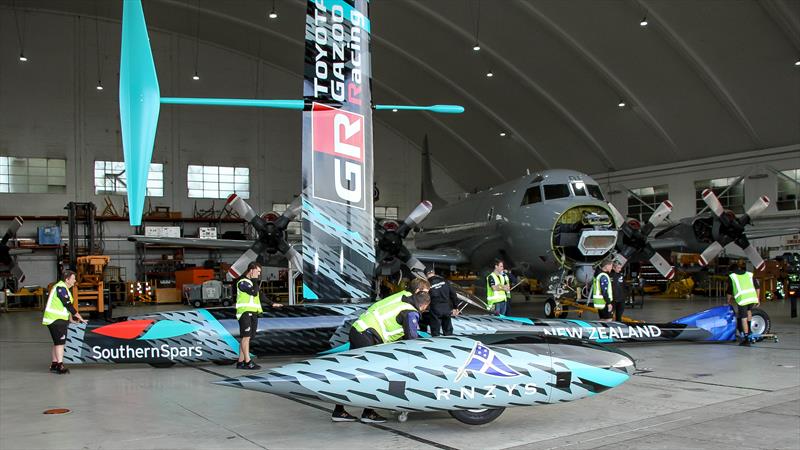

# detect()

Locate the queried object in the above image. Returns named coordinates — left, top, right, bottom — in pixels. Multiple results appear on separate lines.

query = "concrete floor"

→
left=1, top=296, right=798, bottom=450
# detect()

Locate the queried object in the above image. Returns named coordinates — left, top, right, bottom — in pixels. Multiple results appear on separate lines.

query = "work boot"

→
left=331, top=409, right=358, bottom=422
left=243, top=360, right=261, bottom=370
left=235, top=361, right=246, bottom=369
left=49, top=362, right=59, bottom=373
left=739, top=334, right=751, bottom=346
left=360, top=409, right=387, bottom=423
left=54, top=363, right=70, bottom=374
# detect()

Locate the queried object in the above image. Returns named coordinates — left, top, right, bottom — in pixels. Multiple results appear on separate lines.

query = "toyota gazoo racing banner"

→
left=301, top=0, right=375, bottom=302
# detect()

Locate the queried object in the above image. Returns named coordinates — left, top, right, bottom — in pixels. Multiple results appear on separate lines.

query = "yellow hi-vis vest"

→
left=353, top=291, right=416, bottom=343
left=42, top=280, right=72, bottom=325
left=486, top=272, right=509, bottom=306
left=592, top=272, right=613, bottom=307
left=729, top=272, right=758, bottom=306
left=236, top=278, right=263, bottom=319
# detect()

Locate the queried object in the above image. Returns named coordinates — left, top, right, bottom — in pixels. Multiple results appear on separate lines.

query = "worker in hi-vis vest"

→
left=726, top=263, right=760, bottom=346
left=235, top=262, right=282, bottom=370
left=591, top=259, right=614, bottom=322
left=42, top=269, right=87, bottom=374
left=332, top=278, right=431, bottom=424
left=486, top=259, right=511, bottom=316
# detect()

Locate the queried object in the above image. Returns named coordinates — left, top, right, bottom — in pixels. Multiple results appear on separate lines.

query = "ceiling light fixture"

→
left=192, top=0, right=201, bottom=83
left=19, top=53, right=27, bottom=62
left=472, top=44, right=481, bottom=51
left=794, top=59, right=800, bottom=66
left=94, top=12, right=104, bottom=93
left=96, top=81, right=104, bottom=91
left=268, top=0, right=278, bottom=19
left=618, top=100, right=627, bottom=108
left=392, top=108, right=398, bottom=112
left=13, top=3, right=28, bottom=63
left=192, top=72, right=200, bottom=81
left=639, top=16, right=648, bottom=27
left=486, top=71, right=494, bottom=77
left=499, top=132, right=506, bottom=137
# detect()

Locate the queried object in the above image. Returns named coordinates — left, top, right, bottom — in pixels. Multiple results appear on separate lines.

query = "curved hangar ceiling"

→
left=10, top=0, right=800, bottom=192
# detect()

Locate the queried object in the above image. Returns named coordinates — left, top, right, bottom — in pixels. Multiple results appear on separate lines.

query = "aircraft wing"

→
left=411, top=248, right=470, bottom=265
left=746, top=227, right=800, bottom=240
left=127, top=235, right=254, bottom=250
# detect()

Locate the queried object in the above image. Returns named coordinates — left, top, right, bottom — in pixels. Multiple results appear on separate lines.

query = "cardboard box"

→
left=154, top=288, right=180, bottom=304
left=199, top=227, right=217, bottom=239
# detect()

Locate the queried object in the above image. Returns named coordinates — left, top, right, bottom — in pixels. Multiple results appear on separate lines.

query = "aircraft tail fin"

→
left=421, top=135, right=448, bottom=208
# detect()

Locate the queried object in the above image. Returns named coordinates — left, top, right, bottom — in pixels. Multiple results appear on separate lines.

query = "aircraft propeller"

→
left=225, top=195, right=303, bottom=279
left=0, top=217, right=26, bottom=283
left=698, top=190, right=769, bottom=270
left=609, top=201, right=676, bottom=280
left=375, top=201, right=432, bottom=278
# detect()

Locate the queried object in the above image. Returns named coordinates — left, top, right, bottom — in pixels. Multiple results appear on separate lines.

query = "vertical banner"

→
left=301, top=0, right=375, bottom=302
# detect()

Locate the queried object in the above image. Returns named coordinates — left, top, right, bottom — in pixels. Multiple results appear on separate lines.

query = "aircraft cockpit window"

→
left=571, top=182, right=587, bottom=196
left=543, top=184, right=570, bottom=200
left=587, top=184, right=604, bottom=200
left=522, top=186, right=542, bottom=205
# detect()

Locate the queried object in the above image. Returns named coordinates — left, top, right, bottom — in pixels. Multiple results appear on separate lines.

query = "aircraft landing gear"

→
left=544, top=298, right=569, bottom=319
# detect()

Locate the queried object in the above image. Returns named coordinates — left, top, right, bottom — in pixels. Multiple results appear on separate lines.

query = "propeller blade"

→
left=606, top=202, right=626, bottom=229
left=227, top=248, right=260, bottom=280
left=648, top=252, right=675, bottom=280
left=226, top=194, right=258, bottom=223
left=745, top=195, right=770, bottom=218
left=285, top=246, right=304, bottom=274
left=699, top=241, right=725, bottom=266
left=741, top=244, right=766, bottom=272
left=283, top=196, right=303, bottom=222
left=647, top=200, right=673, bottom=229
left=702, top=189, right=725, bottom=217
left=11, top=264, right=25, bottom=283
left=397, top=201, right=432, bottom=237
left=1, top=217, right=23, bottom=246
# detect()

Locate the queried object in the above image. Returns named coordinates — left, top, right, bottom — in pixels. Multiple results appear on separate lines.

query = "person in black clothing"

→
left=424, top=267, right=461, bottom=336
left=611, top=261, right=627, bottom=322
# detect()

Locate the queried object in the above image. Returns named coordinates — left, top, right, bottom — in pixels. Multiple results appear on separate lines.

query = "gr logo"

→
left=311, top=103, right=366, bottom=209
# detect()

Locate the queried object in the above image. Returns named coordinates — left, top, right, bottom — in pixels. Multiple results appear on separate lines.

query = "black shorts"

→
left=47, top=320, right=69, bottom=345
left=596, top=303, right=612, bottom=319
left=238, top=312, right=259, bottom=339
left=737, top=304, right=754, bottom=318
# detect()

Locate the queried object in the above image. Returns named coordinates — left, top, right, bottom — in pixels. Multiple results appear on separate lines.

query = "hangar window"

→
left=521, top=186, right=542, bottom=205
left=187, top=165, right=249, bottom=199
left=271, top=202, right=302, bottom=235
left=627, top=185, right=668, bottom=223
left=94, top=161, right=163, bottom=197
left=375, top=206, right=399, bottom=220
left=543, top=184, right=570, bottom=200
left=587, top=184, right=604, bottom=200
left=0, top=157, right=66, bottom=194
left=694, top=177, right=744, bottom=214
left=777, top=169, right=799, bottom=211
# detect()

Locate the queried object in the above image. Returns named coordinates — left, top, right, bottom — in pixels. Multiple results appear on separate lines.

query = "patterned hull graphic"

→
left=64, top=305, right=742, bottom=365
left=216, top=335, right=634, bottom=412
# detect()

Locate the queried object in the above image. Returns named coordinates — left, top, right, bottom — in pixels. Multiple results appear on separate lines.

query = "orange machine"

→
left=72, top=255, right=110, bottom=315
left=175, top=268, right=215, bottom=293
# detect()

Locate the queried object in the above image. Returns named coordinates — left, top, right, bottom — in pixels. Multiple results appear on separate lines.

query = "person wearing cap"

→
left=332, top=278, right=431, bottom=423
left=425, top=266, right=461, bottom=336
left=591, top=259, right=614, bottom=322
left=726, top=263, right=760, bottom=346
left=42, top=269, right=87, bottom=374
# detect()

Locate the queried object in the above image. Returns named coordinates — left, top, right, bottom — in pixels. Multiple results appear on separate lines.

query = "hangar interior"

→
left=0, top=0, right=799, bottom=449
